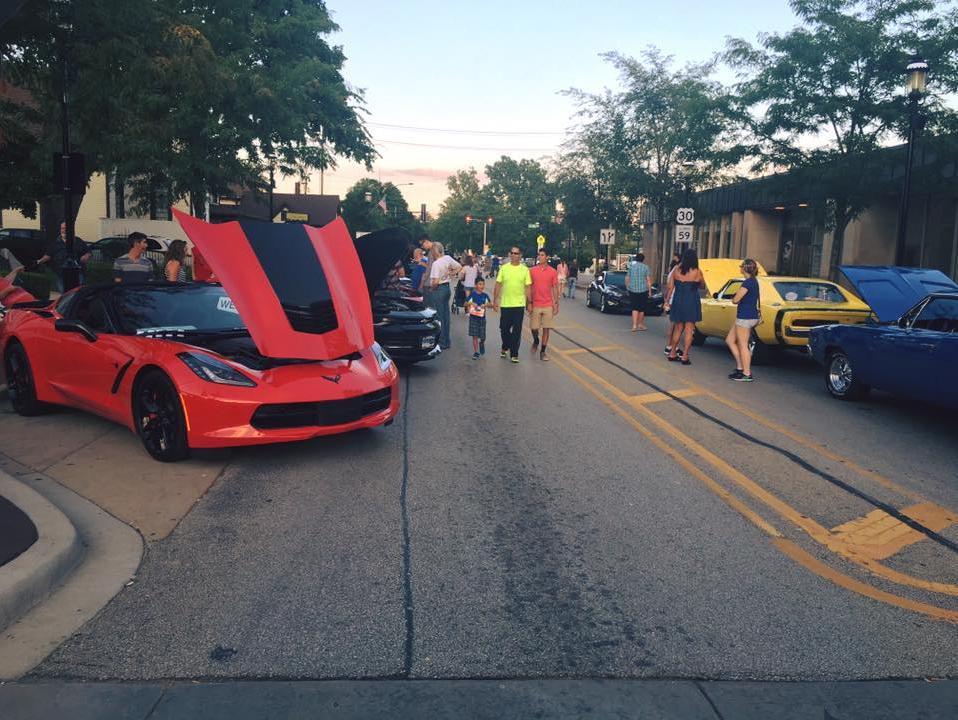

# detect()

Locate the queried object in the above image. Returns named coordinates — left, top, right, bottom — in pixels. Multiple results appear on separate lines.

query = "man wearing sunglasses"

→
left=493, top=246, right=532, bottom=363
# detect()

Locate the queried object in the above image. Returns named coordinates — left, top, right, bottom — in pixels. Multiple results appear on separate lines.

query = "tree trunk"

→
left=828, top=201, right=850, bottom=281
left=189, top=189, right=207, bottom=219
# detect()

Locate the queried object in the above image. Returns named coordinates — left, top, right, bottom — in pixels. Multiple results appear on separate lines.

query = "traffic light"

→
left=487, top=216, right=493, bottom=224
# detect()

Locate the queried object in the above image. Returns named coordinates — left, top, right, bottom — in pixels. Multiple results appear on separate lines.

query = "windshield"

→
left=110, top=284, right=247, bottom=335
left=773, top=281, right=845, bottom=303
left=605, top=272, right=627, bottom=288
left=911, top=297, right=958, bottom=332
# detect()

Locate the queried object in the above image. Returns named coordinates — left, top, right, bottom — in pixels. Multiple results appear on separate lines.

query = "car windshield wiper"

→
left=138, top=327, right=250, bottom=339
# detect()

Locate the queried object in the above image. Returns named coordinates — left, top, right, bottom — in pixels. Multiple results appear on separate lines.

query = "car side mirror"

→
left=713, top=292, right=720, bottom=299
left=55, top=318, right=98, bottom=342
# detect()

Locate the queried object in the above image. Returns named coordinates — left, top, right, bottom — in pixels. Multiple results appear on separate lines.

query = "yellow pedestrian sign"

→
left=536, top=234, right=546, bottom=249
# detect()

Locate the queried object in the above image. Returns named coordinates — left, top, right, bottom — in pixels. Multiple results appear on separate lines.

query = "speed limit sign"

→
left=676, top=207, right=694, bottom=225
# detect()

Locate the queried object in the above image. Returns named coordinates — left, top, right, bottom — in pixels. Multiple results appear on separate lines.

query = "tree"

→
left=726, top=0, right=958, bottom=274
left=562, top=49, right=745, bottom=265
left=0, top=0, right=376, bottom=220
left=340, top=179, right=423, bottom=240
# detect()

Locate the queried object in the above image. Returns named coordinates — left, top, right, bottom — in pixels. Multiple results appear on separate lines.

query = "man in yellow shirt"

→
left=493, top=246, right=532, bottom=363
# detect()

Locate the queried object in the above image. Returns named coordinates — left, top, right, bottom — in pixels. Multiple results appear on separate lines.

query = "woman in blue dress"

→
left=664, top=248, right=704, bottom=365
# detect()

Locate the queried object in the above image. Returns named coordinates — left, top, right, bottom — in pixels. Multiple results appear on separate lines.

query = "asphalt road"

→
left=31, top=299, right=958, bottom=682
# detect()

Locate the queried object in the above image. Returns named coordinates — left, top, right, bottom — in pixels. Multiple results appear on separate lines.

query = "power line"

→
left=368, top=121, right=565, bottom=136
left=376, top=139, right=558, bottom=152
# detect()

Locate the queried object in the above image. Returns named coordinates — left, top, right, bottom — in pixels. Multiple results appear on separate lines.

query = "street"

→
left=24, top=298, right=958, bottom=683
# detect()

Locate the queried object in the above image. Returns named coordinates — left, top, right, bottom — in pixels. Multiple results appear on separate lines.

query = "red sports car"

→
left=1, top=212, right=400, bottom=461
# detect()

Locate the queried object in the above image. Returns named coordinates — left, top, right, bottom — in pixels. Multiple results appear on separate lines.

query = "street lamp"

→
left=895, top=55, right=929, bottom=265
left=465, top=214, right=493, bottom=252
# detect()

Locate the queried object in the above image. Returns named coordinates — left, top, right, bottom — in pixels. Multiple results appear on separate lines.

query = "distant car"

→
left=694, top=259, right=872, bottom=363
left=809, top=266, right=958, bottom=408
left=585, top=270, right=664, bottom=316
left=2, top=213, right=400, bottom=461
left=89, top=236, right=172, bottom=275
left=353, top=228, right=441, bottom=364
left=0, top=228, right=46, bottom=267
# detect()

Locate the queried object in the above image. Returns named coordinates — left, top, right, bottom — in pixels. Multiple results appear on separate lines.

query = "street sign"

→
left=676, top=207, right=694, bottom=225
left=536, top=234, right=546, bottom=249
left=599, top=228, right=616, bottom=245
left=528, top=222, right=540, bottom=229
left=675, top=225, right=694, bottom=244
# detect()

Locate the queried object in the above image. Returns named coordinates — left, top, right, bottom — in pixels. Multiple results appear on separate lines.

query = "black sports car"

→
left=353, top=228, right=441, bottom=364
left=585, top=270, right=664, bottom=315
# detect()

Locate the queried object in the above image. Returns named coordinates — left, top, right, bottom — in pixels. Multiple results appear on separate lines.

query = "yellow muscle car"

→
left=693, top=259, right=873, bottom=362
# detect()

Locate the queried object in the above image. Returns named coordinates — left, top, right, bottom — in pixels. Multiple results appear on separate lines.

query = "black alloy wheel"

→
left=825, top=350, right=870, bottom=401
left=133, top=369, right=190, bottom=462
left=4, top=342, right=45, bottom=416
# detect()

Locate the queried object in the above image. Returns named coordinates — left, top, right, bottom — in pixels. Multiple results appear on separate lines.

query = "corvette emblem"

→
left=321, top=375, right=342, bottom=384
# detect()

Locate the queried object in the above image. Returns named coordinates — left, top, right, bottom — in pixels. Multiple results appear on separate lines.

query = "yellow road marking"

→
left=555, top=346, right=958, bottom=603
left=562, top=318, right=928, bottom=504
left=830, top=503, right=958, bottom=562
left=630, top=388, right=700, bottom=405
left=559, top=344, right=621, bottom=356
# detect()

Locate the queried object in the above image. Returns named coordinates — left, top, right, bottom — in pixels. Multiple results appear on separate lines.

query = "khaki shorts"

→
left=529, top=306, right=555, bottom=330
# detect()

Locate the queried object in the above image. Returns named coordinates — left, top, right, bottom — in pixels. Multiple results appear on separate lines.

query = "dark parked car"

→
left=809, top=266, right=958, bottom=408
left=353, top=228, right=441, bottom=364
left=0, top=228, right=46, bottom=267
left=585, top=270, right=664, bottom=315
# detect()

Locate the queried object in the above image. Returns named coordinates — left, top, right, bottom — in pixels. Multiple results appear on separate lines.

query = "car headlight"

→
left=371, top=342, right=393, bottom=371
left=177, top=352, right=257, bottom=387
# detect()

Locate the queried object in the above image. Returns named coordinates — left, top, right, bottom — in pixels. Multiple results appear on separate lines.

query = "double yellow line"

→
left=543, top=321, right=958, bottom=623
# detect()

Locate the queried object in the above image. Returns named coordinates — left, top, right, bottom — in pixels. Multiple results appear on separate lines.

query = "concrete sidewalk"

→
left=2, top=678, right=956, bottom=719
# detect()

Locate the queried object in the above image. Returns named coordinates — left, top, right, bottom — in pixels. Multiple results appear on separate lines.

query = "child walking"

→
left=465, top=277, right=491, bottom=359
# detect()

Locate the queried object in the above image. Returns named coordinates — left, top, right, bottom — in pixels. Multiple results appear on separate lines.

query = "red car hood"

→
left=173, top=210, right=373, bottom=361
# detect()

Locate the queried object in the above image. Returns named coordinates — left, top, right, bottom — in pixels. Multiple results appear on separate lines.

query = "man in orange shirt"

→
left=528, top=248, right=559, bottom=361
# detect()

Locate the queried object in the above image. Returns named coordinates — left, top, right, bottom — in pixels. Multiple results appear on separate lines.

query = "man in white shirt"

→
left=427, top=242, right=462, bottom=350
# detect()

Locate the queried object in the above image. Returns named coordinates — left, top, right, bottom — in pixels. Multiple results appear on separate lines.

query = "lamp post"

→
left=465, top=214, right=493, bottom=253
left=895, top=56, right=929, bottom=265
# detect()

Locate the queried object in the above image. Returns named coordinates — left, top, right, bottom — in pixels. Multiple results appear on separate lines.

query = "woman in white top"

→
left=427, top=242, right=462, bottom=350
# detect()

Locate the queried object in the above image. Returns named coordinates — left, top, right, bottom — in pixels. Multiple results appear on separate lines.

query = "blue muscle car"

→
left=808, top=266, right=958, bottom=408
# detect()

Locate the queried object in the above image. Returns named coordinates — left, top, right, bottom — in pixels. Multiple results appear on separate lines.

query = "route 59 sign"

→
left=675, top=225, right=694, bottom=244
left=676, top=207, right=694, bottom=224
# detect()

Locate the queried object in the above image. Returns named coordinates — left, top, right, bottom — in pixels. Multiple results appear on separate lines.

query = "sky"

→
left=285, top=0, right=805, bottom=214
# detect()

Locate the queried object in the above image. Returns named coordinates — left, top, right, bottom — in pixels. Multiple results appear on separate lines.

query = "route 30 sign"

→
left=676, top=207, right=694, bottom=225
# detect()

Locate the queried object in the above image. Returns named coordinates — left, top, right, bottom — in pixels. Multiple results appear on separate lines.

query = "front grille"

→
left=283, top=301, right=339, bottom=334
left=251, top=388, right=392, bottom=430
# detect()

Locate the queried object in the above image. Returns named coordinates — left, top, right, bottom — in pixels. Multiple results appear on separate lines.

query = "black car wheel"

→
left=4, top=342, right=46, bottom=416
left=747, top=331, right=777, bottom=365
left=133, top=369, right=190, bottom=462
left=691, top=328, right=707, bottom=346
left=825, top=350, right=870, bottom=400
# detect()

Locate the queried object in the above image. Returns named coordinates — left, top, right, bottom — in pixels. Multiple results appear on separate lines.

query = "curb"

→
left=0, top=472, right=83, bottom=634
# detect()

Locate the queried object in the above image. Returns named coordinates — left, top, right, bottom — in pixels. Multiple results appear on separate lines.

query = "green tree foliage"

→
left=726, top=0, right=958, bottom=272
left=560, top=48, right=745, bottom=260
left=431, top=159, right=559, bottom=257
left=0, top=0, right=376, bottom=218
left=340, top=179, right=423, bottom=240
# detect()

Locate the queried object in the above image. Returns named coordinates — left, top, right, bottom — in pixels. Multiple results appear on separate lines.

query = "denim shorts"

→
left=735, top=318, right=760, bottom=329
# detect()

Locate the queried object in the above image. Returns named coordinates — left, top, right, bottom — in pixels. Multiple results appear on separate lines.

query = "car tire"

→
left=747, top=331, right=776, bottom=365
left=691, top=328, right=707, bottom=346
left=824, top=350, right=870, bottom=401
left=4, top=342, right=47, bottom=416
left=132, top=369, right=190, bottom=462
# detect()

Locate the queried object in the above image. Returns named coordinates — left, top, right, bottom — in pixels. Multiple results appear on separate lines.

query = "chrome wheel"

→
left=824, top=351, right=868, bottom=400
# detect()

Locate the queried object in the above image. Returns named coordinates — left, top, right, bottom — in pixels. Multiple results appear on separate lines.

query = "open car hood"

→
left=173, top=210, right=373, bottom=361
left=353, top=227, right=413, bottom=296
left=698, top=259, right=767, bottom=295
left=838, top=266, right=958, bottom=323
